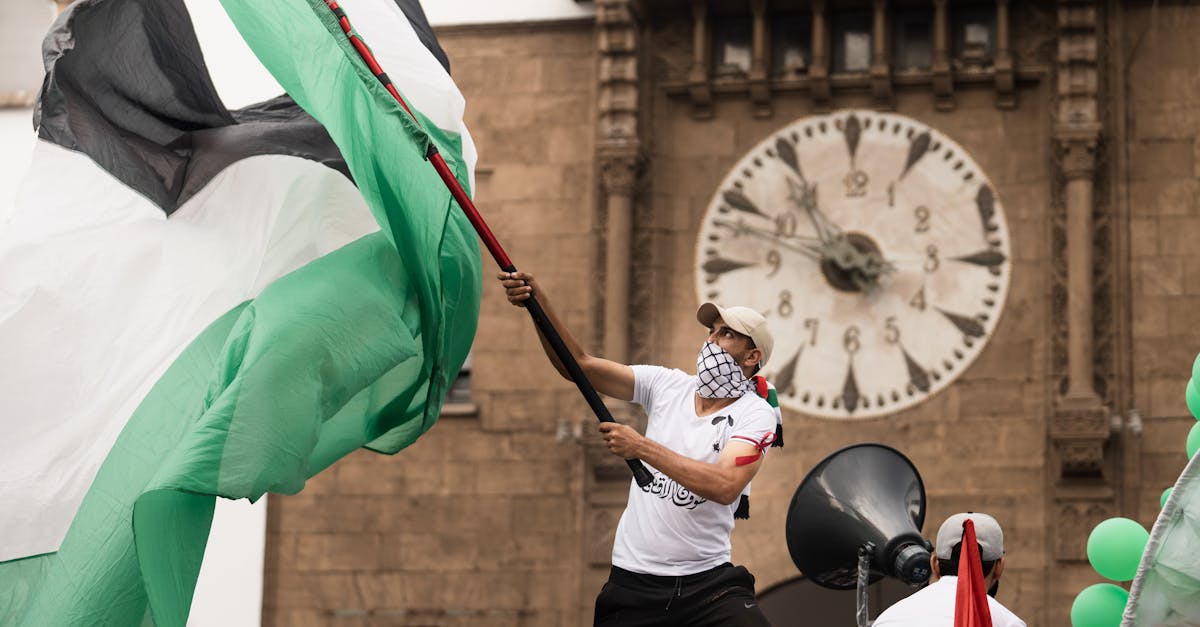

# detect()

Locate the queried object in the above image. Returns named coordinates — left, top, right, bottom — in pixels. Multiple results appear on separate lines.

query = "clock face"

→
left=695, top=110, right=1011, bottom=420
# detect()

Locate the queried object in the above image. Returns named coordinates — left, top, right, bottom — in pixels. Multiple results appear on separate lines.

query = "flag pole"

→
left=322, top=0, right=654, bottom=488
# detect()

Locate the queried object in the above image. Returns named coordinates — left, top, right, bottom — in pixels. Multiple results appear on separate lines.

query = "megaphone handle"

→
left=856, top=542, right=874, bottom=627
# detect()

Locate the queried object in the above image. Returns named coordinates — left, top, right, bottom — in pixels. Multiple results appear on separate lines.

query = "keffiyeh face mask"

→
left=696, top=341, right=752, bottom=399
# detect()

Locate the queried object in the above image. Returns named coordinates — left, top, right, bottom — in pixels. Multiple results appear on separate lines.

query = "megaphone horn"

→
left=785, top=443, right=932, bottom=589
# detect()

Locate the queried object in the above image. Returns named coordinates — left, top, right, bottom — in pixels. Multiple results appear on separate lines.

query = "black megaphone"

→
left=785, top=443, right=931, bottom=589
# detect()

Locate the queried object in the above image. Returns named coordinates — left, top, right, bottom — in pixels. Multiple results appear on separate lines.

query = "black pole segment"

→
left=521, top=292, right=654, bottom=488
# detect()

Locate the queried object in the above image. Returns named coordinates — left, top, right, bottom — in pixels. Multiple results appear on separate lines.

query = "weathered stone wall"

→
left=644, top=62, right=1056, bottom=627
left=1123, top=0, right=1200, bottom=583
left=259, top=4, right=1200, bottom=626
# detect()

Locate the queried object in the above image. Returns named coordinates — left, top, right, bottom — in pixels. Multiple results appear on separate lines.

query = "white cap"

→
left=696, top=303, right=774, bottom=368
left=935, top=512, right=1004, bottom=561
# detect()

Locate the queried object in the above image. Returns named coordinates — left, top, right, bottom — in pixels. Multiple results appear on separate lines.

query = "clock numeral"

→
left=924, top=245, right=940, bottom=273
left=774, top=212, right=797, bottom=238
left=803, top=318, right=819, bottom=346
left=910, top=286, right=927, bottom=311
left=843, top=325, right=861, bottom=354
left=844, top=170, right=869, bottom=198
left=777, top=290, right=794, bottom=318
left=914, top=205, right=931, bottom=233
left=885, top=316, right=901, bottom=344
left=766, top=250, right=781, bottom=277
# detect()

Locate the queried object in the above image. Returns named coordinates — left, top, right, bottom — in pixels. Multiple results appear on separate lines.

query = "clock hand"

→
left=713, top=218, right=824, bottom=247
left=821, top=238, right=896, bottom=292
left=712, top=218, right=825, bottom=261
left=788, top=179, right=844, bottom=246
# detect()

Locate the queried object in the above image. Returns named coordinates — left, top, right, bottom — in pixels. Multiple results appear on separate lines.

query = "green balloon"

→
left=1087, top=517, right=1149, bottom=581
left=1161, top=487, right=1173, bottom=508
left=1071, top=583, right=1129, bottom=627
left=1188, top=421, right=1200, bottom=460
left=1188, top=379, right=1200, bottom=420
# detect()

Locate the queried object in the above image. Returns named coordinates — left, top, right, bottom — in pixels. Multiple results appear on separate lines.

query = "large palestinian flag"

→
left=0, top=0, right=480, bottom=624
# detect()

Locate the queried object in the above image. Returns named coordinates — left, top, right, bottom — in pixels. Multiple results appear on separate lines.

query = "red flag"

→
left=954, top=519, right=994, bottom=627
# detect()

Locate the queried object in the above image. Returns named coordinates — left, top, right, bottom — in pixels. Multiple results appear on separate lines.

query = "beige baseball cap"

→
left=936, top=512, right=1004, bottom=561
left=696, top=303, right=774, bottom=368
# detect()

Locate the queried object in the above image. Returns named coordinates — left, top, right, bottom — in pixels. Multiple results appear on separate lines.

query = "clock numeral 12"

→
left=844, top=170, right=869, bottom=198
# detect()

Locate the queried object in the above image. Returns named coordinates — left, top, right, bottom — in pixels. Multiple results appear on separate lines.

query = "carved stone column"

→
left=809, top=0, right=832, bottom=110
left=1050, top=0, right=1113, bottom=573
left=600, top=158, right=639, bottom=365
left=869, top=0, right=893, bottom=110
left=994, top=0, right=1016, bottom=108
left=596, top=0, right=643, bottom=371
left=686, top=0, right=714, bottom=119
left=1051, top=1, right=1107, bottom=483
left=585, top=3, right=646, bottom=621
left=931, top=0, right=954, bottom=111
left=748, top=0, right=772, bottom=118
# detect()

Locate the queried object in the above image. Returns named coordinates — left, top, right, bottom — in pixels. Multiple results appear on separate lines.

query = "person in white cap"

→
left=499, top=271, right=777, bottom=626
left=872, top=512, right=1026, bottom=627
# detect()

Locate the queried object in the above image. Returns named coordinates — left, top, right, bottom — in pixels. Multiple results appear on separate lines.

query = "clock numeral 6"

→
left=924, top=245, right=940, bottom=273
left=885, top=316, right=901, bottom=344
left=804, top=318, right=818, bottom=346
left=777, top=290, right=793, bottom=318
left=843, top=325, right=860, bottom=354
left=914, top=206, right=931, bottom=233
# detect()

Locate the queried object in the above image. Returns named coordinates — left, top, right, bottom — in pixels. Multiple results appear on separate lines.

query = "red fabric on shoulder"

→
left=753, top=375, right=769, bottom=399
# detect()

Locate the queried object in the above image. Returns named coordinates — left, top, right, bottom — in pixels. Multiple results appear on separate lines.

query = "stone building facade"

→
left=261, top=2, right=1200, bottom=625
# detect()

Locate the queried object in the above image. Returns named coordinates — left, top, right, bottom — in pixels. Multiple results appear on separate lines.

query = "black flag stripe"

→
left=35, top=0, right=447, bottom=215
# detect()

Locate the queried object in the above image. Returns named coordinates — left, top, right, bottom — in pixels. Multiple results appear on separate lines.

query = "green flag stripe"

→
left=1, top=0, right=481, bottom=622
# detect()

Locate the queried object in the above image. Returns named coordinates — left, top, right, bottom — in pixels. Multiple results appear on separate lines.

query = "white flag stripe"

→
left=0, top=144, right=378, bottom=561
left=1, top=0, right=475, bottom=563
left=337, top=0, right=478, bottom=190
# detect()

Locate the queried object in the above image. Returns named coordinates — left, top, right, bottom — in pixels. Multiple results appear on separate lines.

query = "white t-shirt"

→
left=871, top=577, right=1026, bottom=627
left=610, top=365, right=777, bottom=576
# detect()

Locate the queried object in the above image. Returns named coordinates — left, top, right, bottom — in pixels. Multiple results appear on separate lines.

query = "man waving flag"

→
left=0, top=0, right=479, bottom=624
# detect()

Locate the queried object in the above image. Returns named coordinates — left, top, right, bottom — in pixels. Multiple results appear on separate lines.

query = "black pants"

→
left=594, top=563, right=771, bottom=627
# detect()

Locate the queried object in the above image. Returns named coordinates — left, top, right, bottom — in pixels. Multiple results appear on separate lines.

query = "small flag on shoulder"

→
left=954, top=519, right=995, bottom=627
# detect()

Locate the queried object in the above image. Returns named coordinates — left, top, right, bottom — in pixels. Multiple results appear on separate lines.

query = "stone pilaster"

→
left=585, top=4, right=646, bottom=622
left=1050, top=0, right=1108, bottom=486
left=1048, top=18, right=1115, bottom=622
left=595, top=0, right=645, bottom=373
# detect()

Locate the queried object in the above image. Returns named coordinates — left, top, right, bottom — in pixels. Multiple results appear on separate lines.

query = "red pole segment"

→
left=320, top=0, right=653, bottom=487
